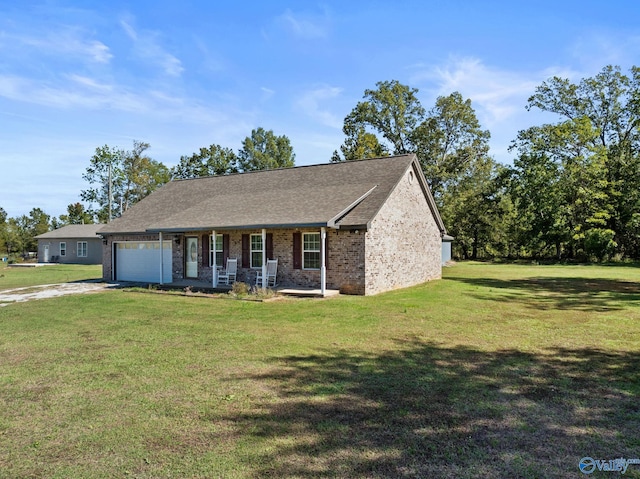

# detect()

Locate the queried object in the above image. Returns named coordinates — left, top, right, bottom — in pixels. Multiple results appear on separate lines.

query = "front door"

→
left=43, top=245, right=49, bottom=263
left=185, top=237, right=198, bottom=278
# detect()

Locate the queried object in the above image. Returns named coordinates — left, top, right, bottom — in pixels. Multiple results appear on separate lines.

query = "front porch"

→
left=161, top=279, right=339, bottom=298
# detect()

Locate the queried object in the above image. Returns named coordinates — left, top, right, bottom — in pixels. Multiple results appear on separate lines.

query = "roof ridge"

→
left=171, top=153, right=415, bottom=183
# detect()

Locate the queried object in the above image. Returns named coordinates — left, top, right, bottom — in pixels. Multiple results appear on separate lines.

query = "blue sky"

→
left=2, top=1, right=640, bottom=218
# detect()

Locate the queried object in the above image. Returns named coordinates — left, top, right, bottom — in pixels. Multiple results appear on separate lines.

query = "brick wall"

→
left=364, top=164, right=442, bottom=295
left=325, top=230, right=366, bottom=294
left=170, top=229, right=365, bottom=292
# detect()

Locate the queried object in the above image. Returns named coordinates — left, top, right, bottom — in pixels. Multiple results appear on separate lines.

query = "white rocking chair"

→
left=218, top=258, right=237, bottom=285
left=256, top=258, right=278, bottom=288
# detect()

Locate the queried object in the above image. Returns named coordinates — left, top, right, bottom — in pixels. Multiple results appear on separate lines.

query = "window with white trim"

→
left=303, top=232, right=321, bottom=269
left=250, top=234, right=263, bottom=268
left=77, top=241, right=88, bottom=257
left=209, top=234, right=223, bottom=268
left=60, top=242, right=66, bottom=256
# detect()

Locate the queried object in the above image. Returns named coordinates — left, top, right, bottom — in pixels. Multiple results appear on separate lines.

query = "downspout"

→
left=321, top=227, right=326, bottom=297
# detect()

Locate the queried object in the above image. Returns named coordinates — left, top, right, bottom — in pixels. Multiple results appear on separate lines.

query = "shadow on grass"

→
left=226, top=340, right=640, bottom=478
left=449, top=276, right=640, bottom=311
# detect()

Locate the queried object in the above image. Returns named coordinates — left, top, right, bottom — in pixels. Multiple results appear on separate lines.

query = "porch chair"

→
left=217, top=258, right=238, bottom=285
left=256, top=258, right=278, bottom=288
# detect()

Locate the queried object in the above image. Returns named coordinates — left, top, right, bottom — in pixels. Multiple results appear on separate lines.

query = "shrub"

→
left=584, top=228, right=617, bottom=261
left=231, top=282, right=250, bottom=296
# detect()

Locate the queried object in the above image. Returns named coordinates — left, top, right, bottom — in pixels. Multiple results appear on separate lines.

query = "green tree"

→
left=415, top=92, right=491, bottom=203
left=441, top=156, right=504, bottom=259
left=0, top=207, right=7, bottom=255
left=338, top=80, right=425, bottom=157
left=172, top=144, right=239, bottom=179
left=121, top=141, right=170, bottom=211
left=505, top=150, right=567, bottom=258
left=507, top=118, right=611, bottom=259
left=58, top=202, right=95, bottom=226
left=526, top=65, right=640, bottom=257
left=331, top=126, right=389, bottom=162
left=28, top=208, right=51, bottom=239
left=82, top=141, right=169, bottom=222
left=4, top=217, right=23, bottom=257
left=81, top=144, right=124, bottom=222
left=238, top=128, right=295, bottom=171
left=8, top=208, right=51, bottom=255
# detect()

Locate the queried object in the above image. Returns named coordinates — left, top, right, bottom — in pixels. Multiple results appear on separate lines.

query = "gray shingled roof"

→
left=36, top=223, right=105, bottom=239
left=98, top=154, right=445, bottom=234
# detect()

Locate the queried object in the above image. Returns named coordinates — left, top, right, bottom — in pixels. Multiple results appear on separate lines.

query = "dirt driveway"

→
left=0, top=282, right=117, bottom=307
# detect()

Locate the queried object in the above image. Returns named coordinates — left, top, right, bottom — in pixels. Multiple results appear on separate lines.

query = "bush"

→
left=231, top=282, right=250, bottom=296
left=584, top=228, right=617, bottom=261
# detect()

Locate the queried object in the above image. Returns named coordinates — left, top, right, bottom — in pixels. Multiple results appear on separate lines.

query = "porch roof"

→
left=98, top=154, right=445, bottom=235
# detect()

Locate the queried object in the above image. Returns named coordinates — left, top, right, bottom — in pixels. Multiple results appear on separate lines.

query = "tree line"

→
left=2, top=64, right=639, bottom=262
left=332, top=65, right=640, bottom=262
left=0, top=128, right=295, bottom=257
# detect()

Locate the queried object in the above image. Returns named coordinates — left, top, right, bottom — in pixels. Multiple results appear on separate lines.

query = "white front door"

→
left=43, top=245, right=49, bottom=263
left=185, top=237, right=198, bottom=278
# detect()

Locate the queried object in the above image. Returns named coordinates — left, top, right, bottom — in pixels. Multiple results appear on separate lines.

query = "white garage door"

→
left=115, top=241, right=172, bottom=283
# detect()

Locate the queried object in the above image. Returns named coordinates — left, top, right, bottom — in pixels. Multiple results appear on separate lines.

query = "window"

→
left=209, top=234, right=223, bottom=268
left=77, top=241, right=88, bottom=257
left=60, top=242, right=66, bottom=256
left=250, top=234, right=263, bottom=268
left=303, top=233, right=321, bottom=269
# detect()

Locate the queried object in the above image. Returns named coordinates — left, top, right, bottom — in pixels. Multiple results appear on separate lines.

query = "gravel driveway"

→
left=0, top=282, right=116, bottom=307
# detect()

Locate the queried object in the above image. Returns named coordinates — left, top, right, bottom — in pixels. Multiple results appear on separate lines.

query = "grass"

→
left=0, top=262, right=639, bottom=478
left=0, top=262, right=102, bottom=290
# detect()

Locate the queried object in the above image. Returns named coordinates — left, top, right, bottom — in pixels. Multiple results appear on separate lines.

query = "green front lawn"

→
left=0, top=262, right=639, bottom=478
left=0, top=263, right=102, bottom=290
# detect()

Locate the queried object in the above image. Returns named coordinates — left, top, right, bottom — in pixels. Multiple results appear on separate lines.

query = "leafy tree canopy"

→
left=338, top=80, right=425, bottom=158
left=171, top=144, right=239, bottom=179
left=508, top=65, right=640, bottom=259
left=81, top=140, right=169, bottom=222
left=58, top=202, right=95, bottom=226
left=238, top=127, right=295, bottom=171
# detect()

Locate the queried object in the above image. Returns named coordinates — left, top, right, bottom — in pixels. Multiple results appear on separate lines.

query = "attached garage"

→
left=114, top=241, right=172, bottom=283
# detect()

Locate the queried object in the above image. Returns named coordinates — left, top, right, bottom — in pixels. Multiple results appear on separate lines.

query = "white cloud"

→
left=278, top=8, right=329, bottom=39
left=412, top=57, right=542, bottom=126
left=569, top=32, right=640, bottom=72
left=0, top=74, right=145, bottom=111
left=295, top=85, right=343, bottom=128
left=3, top=30, right=113, bottom=64
left=119, top=16, right=184, bottom=77
left=409, top=57, right=582, bottom=163
left=260, top=87, right=275, bottom=102
left=68, top=74, right=114, bottom=92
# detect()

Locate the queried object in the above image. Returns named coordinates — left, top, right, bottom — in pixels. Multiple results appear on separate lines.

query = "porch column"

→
left=212, top=229, right=217, bottom=288
left=321, top=227, right=326, bottom=296
left=261, top=228, right=267, bottom=288
left=159, top=232, right=164, bottom=285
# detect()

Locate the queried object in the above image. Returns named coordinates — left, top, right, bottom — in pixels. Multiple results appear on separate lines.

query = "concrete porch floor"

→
left=161, top=280, right=339, bottom=298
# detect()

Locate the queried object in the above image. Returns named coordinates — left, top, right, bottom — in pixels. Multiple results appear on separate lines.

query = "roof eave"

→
left=146, top=222, right=335, bottom=233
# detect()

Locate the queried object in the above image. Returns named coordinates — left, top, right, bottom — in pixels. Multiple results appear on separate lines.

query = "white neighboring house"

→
left=35, top=224, right=104, bottom=265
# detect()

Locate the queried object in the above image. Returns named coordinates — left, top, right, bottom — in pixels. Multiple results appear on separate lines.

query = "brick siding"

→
left=364, top=165, right=442, bottom=295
